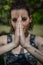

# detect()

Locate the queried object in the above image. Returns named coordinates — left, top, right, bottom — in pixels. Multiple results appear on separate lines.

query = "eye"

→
left=12, top=18, right=17, bottom=23
left=22, top=17, right=27, bottom=21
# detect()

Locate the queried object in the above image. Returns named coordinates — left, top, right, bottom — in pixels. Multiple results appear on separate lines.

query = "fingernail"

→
left=18, top=16, right=22, bottom=22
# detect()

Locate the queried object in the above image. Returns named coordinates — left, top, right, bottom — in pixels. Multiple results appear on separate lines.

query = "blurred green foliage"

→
left=0, top=0, right=43, bottom=25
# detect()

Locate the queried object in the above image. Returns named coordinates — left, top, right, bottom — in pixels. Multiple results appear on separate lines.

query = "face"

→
left=11, top=9, right=32, bottom=33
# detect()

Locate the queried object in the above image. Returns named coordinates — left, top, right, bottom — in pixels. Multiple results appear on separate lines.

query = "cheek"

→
left=23, top=21, right=29, bottom=30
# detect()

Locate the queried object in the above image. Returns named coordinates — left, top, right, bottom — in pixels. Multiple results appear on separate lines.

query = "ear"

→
left=29, top=15, right=32, bottom=23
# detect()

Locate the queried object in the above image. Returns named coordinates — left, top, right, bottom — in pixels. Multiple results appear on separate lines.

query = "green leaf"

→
left=3, top=5, right=10, bottom=10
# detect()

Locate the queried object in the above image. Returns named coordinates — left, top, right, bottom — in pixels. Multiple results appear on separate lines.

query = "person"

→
left=0, top=0, right=43, bottom=65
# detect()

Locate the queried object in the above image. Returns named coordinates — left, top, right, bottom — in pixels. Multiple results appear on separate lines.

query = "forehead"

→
left=11, top=9, right=28, bottom=18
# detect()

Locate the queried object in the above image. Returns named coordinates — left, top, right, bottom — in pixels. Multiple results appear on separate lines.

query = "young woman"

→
left=0, top=0, right=43, bottom=65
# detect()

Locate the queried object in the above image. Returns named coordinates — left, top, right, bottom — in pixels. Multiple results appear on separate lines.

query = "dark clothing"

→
left=4, top=34, right=37, bottom=65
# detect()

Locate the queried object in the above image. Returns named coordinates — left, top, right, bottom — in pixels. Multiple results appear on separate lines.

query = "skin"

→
left=19, top=16, right=43, bottom=63
left=11, top=9, right=43, bottom=63
left=0, top=9, right=43, bottom=63
left=11, top=9, right=32, bottom=34
left=11, top=9, right=32, bottom=54
left=0, top=18, right=20, bottom=54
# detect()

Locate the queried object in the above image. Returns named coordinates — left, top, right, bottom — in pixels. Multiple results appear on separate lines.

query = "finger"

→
left=19, top=19, right=25, bottom=41
left=19, top=20, right=24, bottom=36
left=16, top=20, right=19, bottom=29
left=16, top=16, right=22, bottom=29
left=14, top=22, right=19, bottom=45
left=18, top=16, right=22, bottom=23
left=16, top=16, right=22, bottom=35
left=14, top=16, right=22, bottom=45
left=15, top=22, right=19, bottom=37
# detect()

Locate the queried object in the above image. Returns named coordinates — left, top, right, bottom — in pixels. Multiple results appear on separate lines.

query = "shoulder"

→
left=34, top=35, right=43, bottom=47
left=0, top=33, right=14, bottom=38
left=35, top=35, right=43, bottom=52
left=30, top=34, right=43, bottom=46
left=0, top=33, right=7, bottom=45
left=0, top=33, right=14, bottom=44
left=35, top=35, right=43, bottom=44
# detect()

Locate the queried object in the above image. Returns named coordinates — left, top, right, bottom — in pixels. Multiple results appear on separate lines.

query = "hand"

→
left=14, top=17, right=20, bottom=47
left=19, top=17, right=28, bottom=48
